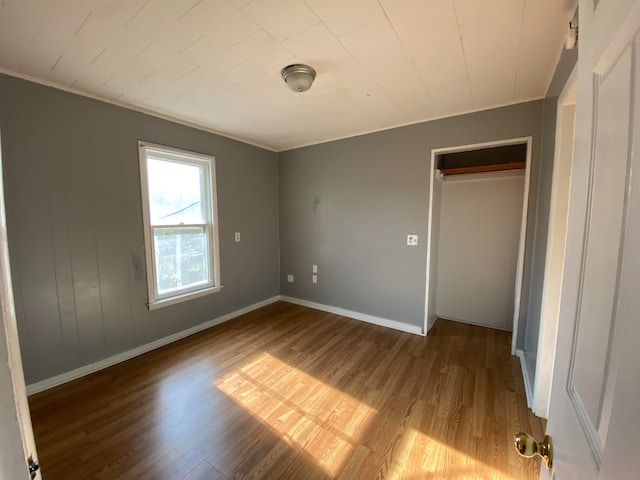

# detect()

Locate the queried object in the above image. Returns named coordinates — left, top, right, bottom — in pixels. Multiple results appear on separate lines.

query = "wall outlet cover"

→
left=407, top=234, right=419, bottom=246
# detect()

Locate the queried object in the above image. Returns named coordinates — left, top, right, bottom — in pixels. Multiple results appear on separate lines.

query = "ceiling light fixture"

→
left=281, top=64, right=316, bottom=92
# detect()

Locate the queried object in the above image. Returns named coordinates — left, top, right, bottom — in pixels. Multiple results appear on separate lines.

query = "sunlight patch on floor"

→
left=387, top=428, right=517, bottom=480
left=216, top=352, right=377, bottom=477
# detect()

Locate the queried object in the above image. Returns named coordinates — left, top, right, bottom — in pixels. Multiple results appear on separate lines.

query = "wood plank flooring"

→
left=29, top=301, right=545, bottom=479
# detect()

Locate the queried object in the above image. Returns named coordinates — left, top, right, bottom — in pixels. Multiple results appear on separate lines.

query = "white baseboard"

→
left=436, top=315, right=513, bottom=332
left=26, top=296, right=280, bottom=395
left=516, top=349, right=534, bottom=409
left=279, top=296, right=424, bottom=336
left=27, top=295, right=424, bottom=394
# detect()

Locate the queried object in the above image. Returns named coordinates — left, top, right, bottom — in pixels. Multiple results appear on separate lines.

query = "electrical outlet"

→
left=234, top=232, right=241, bottom=242
left=407, top=234, right=419, bottom=246
left=312, top=275, right=317, bottom=284
left=287, top=274, right=294, bottom=283
left=312, top=264, right=318, bottom=273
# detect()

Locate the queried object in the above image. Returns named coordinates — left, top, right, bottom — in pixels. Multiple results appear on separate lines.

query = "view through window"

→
left=139, top=142, right=220, bottom=308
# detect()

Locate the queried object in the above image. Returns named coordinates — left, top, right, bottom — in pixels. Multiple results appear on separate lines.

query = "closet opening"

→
left=424, top=138, right=532, bottom=340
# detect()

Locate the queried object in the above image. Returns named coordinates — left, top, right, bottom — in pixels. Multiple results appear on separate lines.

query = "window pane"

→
left=147, top=157, right=204, bottom=225
left=154, top=227, right=210, bottom=295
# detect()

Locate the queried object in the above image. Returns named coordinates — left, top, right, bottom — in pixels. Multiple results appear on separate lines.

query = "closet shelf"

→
left=440, top=161, right=526, bottom=176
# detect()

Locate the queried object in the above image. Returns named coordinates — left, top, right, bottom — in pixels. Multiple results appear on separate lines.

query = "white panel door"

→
left=541, top=0, right=640, bottom=478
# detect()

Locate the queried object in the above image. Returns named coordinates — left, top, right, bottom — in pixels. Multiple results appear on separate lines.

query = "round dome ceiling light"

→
left=281, top=64, right=316, bottom=92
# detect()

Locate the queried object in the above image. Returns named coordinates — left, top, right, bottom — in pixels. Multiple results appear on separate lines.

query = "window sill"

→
left=147, top=285, right=223, bottom=310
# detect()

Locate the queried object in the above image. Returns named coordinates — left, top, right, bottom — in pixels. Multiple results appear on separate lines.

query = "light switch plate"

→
left=312, top=264, right=318, bottom=273
left=407, top=234, right=419, bottom=246
left=287, top=274, right=294, bottom=282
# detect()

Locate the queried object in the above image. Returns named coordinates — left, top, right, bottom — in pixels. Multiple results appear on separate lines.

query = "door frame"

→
left=423, top=136, right=533, bottom=336
left=531, top=66, right=577, bottom=418
left=0, top=129, right=39, bottom=477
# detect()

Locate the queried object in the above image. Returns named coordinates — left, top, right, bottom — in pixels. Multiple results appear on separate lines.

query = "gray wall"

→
left=547, top=47, right=578, bottom=98
left=0, top=50, right=577, bottom=385
left=278, top=101, right=544, bottom=329
left=0, top=74, right=280, bottom=385
left=520, top=97, right=557, bottom=353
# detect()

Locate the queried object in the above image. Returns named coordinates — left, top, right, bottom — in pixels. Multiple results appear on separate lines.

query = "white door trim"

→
left=0, top=130, right=39, bottom=477
left=532, top=65, right=577, bottom=418
left=423, top=136, right=533, bottom=339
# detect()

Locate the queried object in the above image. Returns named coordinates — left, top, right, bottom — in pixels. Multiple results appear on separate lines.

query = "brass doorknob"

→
left=514, top=432, right=553, bottom=470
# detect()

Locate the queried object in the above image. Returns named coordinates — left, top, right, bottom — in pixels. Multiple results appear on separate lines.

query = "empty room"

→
left=1, top=0, right=639, bottom=479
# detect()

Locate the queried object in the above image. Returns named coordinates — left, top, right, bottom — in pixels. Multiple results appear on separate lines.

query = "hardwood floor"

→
left=29, top=301, right=545, bottom=479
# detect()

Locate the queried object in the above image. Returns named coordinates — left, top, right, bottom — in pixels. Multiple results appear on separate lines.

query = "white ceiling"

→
left=0, top=0, right=575, bottom=151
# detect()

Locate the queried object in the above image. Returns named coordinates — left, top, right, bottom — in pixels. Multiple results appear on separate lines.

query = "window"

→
left=139, top=141, right=221, bottom=309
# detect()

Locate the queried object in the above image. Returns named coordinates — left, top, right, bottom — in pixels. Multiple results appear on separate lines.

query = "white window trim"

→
left=138, top=141, right=222, bottom=310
